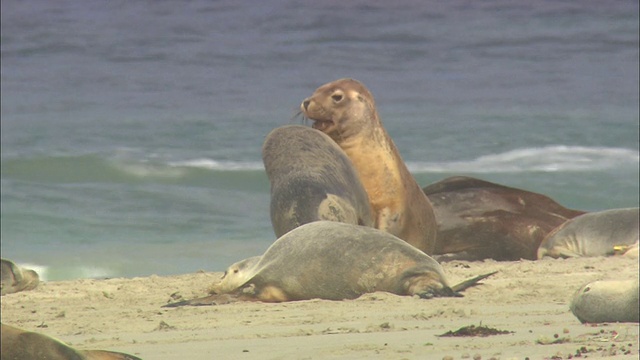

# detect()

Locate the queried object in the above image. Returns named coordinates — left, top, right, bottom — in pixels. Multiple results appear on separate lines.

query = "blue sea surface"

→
left=1, top=0, right=638, bottom=280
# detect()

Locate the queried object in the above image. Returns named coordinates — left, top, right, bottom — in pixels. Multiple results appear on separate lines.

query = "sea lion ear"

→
left=357, top=94, right=365, bottom=102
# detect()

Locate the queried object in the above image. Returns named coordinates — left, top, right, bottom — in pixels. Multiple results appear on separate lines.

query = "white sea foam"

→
left=169, top=158, right=264, bottom=171
left=75, top=266, right=114, bottom=279
left=14, top=263, right=115, bottom=282
left=167, top=146, right=638, bottom=174
left=408, top=146, right=639, bottom=173
left=17, top=263, right=49, bottom=282
left=115, top=162, right=188, bottom=178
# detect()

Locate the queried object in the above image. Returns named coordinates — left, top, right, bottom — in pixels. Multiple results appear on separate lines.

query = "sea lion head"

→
left=209, top=256, right=261, bottom=294
left=301, top=78, right=378, bottom=141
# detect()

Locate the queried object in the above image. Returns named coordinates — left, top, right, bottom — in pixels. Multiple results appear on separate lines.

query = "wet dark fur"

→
left=423, top=176, right=586, bottom=261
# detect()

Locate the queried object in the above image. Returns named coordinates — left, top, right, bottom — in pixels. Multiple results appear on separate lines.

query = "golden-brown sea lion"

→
left=163, top=221, right=495, bottom=306
left=1, top=323, right=141, bottom=360
left=1, top=258, right=40, bottom=296
left=422, top=176, right=586, bottom=261
left=262, top=125, right=373, bottom=237
left=538, top=207, right=639, bottom=259
left=300, top=78, right=437, bottom=254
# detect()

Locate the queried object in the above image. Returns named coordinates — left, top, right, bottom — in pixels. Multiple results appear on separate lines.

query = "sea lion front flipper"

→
left=450, top=271, right=498, bottom=293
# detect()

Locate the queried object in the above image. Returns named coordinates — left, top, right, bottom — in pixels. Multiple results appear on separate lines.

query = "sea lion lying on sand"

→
left=570, top=278, right=639, bottom=323
left=537, top=207, right=639, bottom=259
left=163, top=221, right=495, bottom=306
left=422, top=176, right=586, bottom=261
left=1, top=323, right=141, bottom=360
left=1, top=258, right=40, bottom=296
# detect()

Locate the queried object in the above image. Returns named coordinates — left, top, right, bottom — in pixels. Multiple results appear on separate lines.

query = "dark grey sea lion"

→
left=537, top=207, right=639, bottom=259
left=163, top=221, right=494, bottom=306
left=422, top=176, right=586, bottom=261
left=262, top=124, right=373, bottom=237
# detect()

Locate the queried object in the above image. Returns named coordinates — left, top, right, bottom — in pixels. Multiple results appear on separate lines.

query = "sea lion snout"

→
left=300, top=99, right=335, bottom=132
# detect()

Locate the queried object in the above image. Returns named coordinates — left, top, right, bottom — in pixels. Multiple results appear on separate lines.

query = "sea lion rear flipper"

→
left=417, top=286, right=464, bottom=299
left=450, top=271, right=498, bottom=293
left=82, top=349, right=143, bottom=360
left=162, top=294, right=238, bottom=308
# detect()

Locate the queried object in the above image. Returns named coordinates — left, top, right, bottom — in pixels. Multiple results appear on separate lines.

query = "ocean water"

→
left=1, top=0, right=638, bottom=281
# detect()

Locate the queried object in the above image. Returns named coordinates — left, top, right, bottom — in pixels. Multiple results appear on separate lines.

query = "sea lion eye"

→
left=234, top=269, right=239, bottom=274
left=331, top=93, right=343, bottom=103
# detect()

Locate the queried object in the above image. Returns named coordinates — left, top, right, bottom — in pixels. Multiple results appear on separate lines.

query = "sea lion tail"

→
left=450, top=271, right=498, bottom=293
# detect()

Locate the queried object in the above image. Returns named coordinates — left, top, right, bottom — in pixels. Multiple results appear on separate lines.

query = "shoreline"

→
left=1, top=256, right=638, bottom=359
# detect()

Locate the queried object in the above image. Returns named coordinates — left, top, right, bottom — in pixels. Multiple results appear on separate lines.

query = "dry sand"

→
left=1, top=256, right=638, bottom=360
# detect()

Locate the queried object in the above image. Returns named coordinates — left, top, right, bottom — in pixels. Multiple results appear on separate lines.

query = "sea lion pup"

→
left=1, top=323, right=142, bottom=360
left=1, top=258, right=40, bottom=295
left=537, top=207, right=639, bottom=259
left=421, top=176, right=586, bottom=261
left=570, top=278, right=639, bottom=323
left=300, top=78, right=437, bottom=254
left=163, top=221, right=495, bottom=306
left=262, top=125, right=373, bottom=237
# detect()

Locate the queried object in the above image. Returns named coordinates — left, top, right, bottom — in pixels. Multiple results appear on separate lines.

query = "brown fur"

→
left=423, top=176, right=586, bottom=260
left=300, top=78, right=437, bottom=254
left=1, top=323, right=141, bottom=360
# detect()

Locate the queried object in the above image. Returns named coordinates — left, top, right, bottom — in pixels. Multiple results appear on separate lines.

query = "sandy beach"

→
left=1, top=256, right=638, bottom=360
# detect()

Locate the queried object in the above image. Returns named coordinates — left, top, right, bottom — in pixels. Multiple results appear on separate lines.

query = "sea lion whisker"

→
left=289, top=110, right=305, bottom=124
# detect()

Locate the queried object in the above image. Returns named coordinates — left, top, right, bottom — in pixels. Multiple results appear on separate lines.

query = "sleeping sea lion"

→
left=163, top=221, right=495, bottom=306
left=422, top=176, right=586, bottom=261
left=1, top=323, right=141, bottom=360
left=537, top=208, right=639, bottom=259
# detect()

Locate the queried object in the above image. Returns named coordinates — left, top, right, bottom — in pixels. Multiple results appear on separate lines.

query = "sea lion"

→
left=421, top=176, right=587, bottom=261
left=163, top=221, right=495, bottom=306
left=537, top=208, right=639, bottom=259
left=300, top=78, right=437, bottom=254
left=1, top=323, right=142, bottom=360
left=1, top=258, right=40, bottom=295
left=570, top=279, right=639, bottom=323
left=262, top=125, right=373, bottom=237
